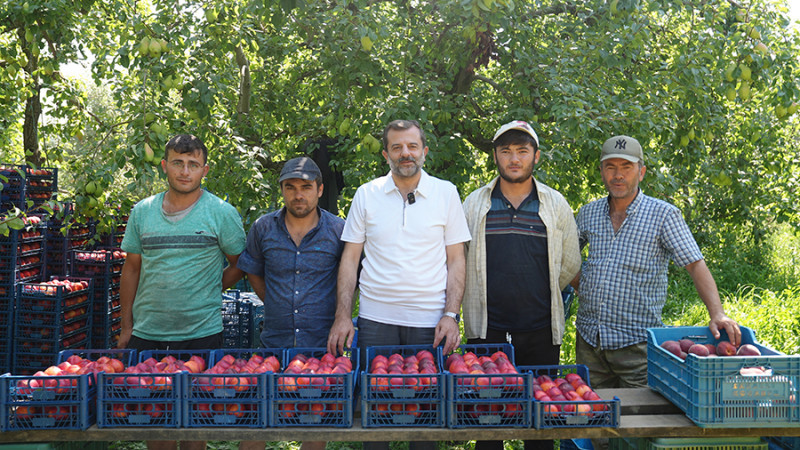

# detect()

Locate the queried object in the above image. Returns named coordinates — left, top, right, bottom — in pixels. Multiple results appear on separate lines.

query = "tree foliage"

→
left=1, top=0, right=799, bottom=263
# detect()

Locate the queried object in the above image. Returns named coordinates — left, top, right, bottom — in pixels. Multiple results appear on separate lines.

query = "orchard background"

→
left=2, top=0, right=800, bottom=448
left=2, top=0, right=800, bottom=360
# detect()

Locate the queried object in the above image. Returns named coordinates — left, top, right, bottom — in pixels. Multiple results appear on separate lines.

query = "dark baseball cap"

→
left=601, top=135, right=643, bottom=163
left=279, top=157, right=322, bottom=182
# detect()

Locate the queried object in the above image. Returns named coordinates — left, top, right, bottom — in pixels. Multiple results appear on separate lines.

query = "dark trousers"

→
left=468, top=327, right=561, bottom=450
left=127, top=331, right=223, bottom=352
left=357, top=317, right=437, bottom=450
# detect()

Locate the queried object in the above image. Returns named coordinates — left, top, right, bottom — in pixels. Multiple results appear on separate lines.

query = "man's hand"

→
left=709, top=314, right=741, bottom=347
left=433, top=316, right=460, bottom=355
left=117, top=328, right=132, bottom=349
left=327, top=316, right=355, bottom=356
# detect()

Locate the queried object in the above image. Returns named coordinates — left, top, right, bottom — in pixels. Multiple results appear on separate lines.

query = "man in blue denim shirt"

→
left=237, top=157, right=345, bottom=348
left=238, top=157, right=344, bottom=450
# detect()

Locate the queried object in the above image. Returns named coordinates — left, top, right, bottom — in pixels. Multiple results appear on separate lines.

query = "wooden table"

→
left=2, top=388, right=799, bottom=442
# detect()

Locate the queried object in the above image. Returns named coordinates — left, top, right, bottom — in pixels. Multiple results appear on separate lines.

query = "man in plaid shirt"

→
left=573, top=135, right=741, bottom=388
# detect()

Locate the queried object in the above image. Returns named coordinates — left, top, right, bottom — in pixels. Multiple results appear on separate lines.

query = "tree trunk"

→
left=23, top=83, right=43, bottom=167
left=235, top=46, right=251, bottom=114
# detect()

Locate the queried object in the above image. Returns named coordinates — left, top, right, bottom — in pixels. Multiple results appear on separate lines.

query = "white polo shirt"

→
left=342, top=170, right=472, bottom=327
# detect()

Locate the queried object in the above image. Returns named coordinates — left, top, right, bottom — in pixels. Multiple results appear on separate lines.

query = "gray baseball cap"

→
left=279, top=157, right=322, bottom=182
left=601, top=136, right=643, bottom=163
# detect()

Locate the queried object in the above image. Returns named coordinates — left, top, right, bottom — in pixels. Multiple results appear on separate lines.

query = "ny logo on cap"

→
left=615, top=139, right=627, bottom=150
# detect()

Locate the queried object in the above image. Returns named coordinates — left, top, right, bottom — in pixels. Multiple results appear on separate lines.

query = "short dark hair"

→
left=165, top=134, right=208, bottom=163
left=493, top=129, right=538, bottom=152
left=382, top=120, right=426, bottom=151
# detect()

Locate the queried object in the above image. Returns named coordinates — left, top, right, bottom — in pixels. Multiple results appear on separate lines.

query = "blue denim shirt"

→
left=237, top=207, right=345, bottom=348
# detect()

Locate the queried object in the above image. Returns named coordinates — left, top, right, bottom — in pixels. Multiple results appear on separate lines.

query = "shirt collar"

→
left=490, top=177, right=539, bottom=206
left=382, top=169, right=430, bottom=199
left=275, top=206, right=324, bottom=234
left=604, top=188, right=644, bottom=216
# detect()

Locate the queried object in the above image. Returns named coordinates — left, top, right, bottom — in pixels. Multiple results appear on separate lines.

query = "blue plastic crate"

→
left=647, top=326, right=800, bottom=428
left=523, top=364, right=620, bottom=429
left=90, top=315, right=121, bottom=350
left=182, top=348, right=281, bottom=428
left=445, top=343, right=527, bottom=400
left=0, top=372, right=95, bottom=431
left=183, top=372, right=268, bottom=428
left=270, top=347, right=358, bottom=427
left=17, top=278, right=93, bottom=308
left=768, top=436, right=800, bottom=450
left=0, top=336, right=12, bottom=374
left=15, top=316, right=91, bottom=347
left=69, top=249, right=125, bottom=275
left=221, top=292, right=254, bottom=349
left=96, top=371, right=184, bottom=428
left=95, top=349, right=213, bottom=427
left=361, top=345, right=445, bottom=428
left=561, top=438, right=594, bottom=450
left=444, top=344, right=532, bottom=428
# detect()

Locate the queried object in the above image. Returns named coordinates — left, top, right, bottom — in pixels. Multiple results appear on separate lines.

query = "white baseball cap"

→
left=492, top=120, right=539, bottom=148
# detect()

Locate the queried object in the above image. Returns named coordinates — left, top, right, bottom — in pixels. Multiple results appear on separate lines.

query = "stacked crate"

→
left=22, top=166, right=58, bottom=208
left=221, top=291, right=264, bottom=349
left=70, top=249, right=125, bottom=349
left=13, top=278, right=92, bottom=374
left=45, top=215, right=93, bottom=278
left=0, top=164, right=58, bottom=212
left=0, top=165, right=26, bottom=212
left=0, top=222, right=46, bottom=373
left=96, top=212, right=127, bottom=248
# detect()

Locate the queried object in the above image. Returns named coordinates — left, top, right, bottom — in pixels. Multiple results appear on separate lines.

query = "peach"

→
left=564, top=373, right=583, bottom=385
left=687, top=344, right=710, bottom=357
left=716, top=341, right=737, bottom=356
left=737, top=344, right=762, bottom=356
left=660, top=340, right=682, bottom=358
left=679, top=339, right=695, bottom=353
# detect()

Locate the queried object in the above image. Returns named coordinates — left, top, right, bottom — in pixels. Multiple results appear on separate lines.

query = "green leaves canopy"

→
left=1, top=0, right=799, bottom=251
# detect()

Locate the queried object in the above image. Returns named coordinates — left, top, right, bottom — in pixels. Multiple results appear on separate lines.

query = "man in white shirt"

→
left=328, top=118, right=471, bottom=355
left=327, top=119, right=471, bottom=450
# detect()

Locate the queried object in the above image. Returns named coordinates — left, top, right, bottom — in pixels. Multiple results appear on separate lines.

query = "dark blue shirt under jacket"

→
left=237, top=207, right=345, bottom=348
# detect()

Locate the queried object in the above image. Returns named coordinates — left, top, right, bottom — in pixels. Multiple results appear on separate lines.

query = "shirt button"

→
left=294, top=291, right=299, bottom=295
left=513, top=215, right=517, bottom=219
left=294, top=309, right=298, bottom=314
left=296, top=270, right=300, bottom=274
left=296, top=251, right=300, bottom=255
left=295, top=329, right=299, bottom=333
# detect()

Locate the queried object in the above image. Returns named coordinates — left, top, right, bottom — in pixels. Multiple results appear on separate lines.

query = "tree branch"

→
left=474, top=74, right=510, bottom=100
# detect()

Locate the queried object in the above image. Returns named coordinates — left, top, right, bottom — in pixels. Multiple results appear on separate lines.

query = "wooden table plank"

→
left=595, top=388, right=682, bottom=416
left=2, top=415, right=799, bottom=442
